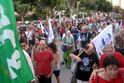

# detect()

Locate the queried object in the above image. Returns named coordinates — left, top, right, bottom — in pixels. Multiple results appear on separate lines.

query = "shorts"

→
left=53, top=70, right=60, bottom=77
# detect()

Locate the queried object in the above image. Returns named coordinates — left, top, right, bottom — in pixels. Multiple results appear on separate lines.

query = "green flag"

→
left=0, top=0, right=34, bottom=83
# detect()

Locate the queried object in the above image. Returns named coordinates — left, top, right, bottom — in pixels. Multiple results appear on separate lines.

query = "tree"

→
left=80, top=0, right=96, bottom=10
left=20, top=0, right=62, bottom=18
left=14, top=1, right=31, bottom=22
left=27, top=0, right=81, bottom=18
left=95, top=0, right=112, bottom=12
left=65, top=0, right=81, bottom=17
left=14, top=0, right=113, bottom=20
left=79, top=0, right=112, bottom=12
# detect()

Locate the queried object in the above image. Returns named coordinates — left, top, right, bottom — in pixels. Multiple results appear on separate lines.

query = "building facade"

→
left=107, top=0, right=124, bottom=9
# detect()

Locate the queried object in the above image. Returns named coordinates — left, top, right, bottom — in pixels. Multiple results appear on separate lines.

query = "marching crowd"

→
left=17, top=12, right=124, bottom=83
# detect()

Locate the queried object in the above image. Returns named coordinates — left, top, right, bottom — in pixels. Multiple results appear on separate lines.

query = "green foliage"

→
left=95, top=0, right=112, bottom=12
left=14, top=0, right=113, bottom=20
left=14, top=1, right=30, bottom=19
left=16, top=16, right=21, bottom=21
left=14, top=0, right=31, bottom=21
left=56, top=0, right=67, bottom=10
left=80, top=0, right=112, bottom=12
left=80, top=0, right=96, bottom=10
left=26, top=0, right=62, bottom=18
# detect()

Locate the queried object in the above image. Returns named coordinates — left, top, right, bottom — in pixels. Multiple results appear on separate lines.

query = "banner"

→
left=91, top=24, right=114, bottom=58
left=0, top=0, right=34, bottom=83
left=48, top=18, right=54, bottom=44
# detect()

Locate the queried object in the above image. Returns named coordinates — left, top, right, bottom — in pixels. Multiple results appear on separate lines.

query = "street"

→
left=52, top=65, right=72, bottom=83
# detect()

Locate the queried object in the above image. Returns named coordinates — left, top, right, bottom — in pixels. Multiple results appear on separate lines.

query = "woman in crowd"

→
left=48, top=41, right=61, bottom=83
left=61, top=30, right=74, bottom=68
left=31, top=38, right=40, bottom=62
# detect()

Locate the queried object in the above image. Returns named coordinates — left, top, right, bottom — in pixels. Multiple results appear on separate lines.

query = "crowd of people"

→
left=17, top=12, right=124, bottom=83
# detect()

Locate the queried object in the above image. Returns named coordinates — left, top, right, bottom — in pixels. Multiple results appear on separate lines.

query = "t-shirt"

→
left=73, top=49, right=99, bottom=81
left=78, top=32, right=92, bottom=48
left=91, top=74, right=123, bottom=83
left=62, top=34, right=74, bottom=46
left=71, top=28, right=79, bottom=41
left=34, top=50, right=54, bottom=75
left=99, top=51, right=124, bottom=68
left=25, top=31, right=33, bottom=40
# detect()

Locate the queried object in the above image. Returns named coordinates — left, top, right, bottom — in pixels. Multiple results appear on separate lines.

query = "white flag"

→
left=48, top=18, right=54, bottom=44
left=91, top=24, right=114, bottom=58
left=37, top=20, right=48, bottom=35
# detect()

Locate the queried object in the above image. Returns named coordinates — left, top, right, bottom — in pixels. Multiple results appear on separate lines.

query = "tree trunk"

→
left=76, top=1, right=80, bottom=13
left=21, top=16, right=24, bottom=23
left=70, top=9, right=73, bottom=18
